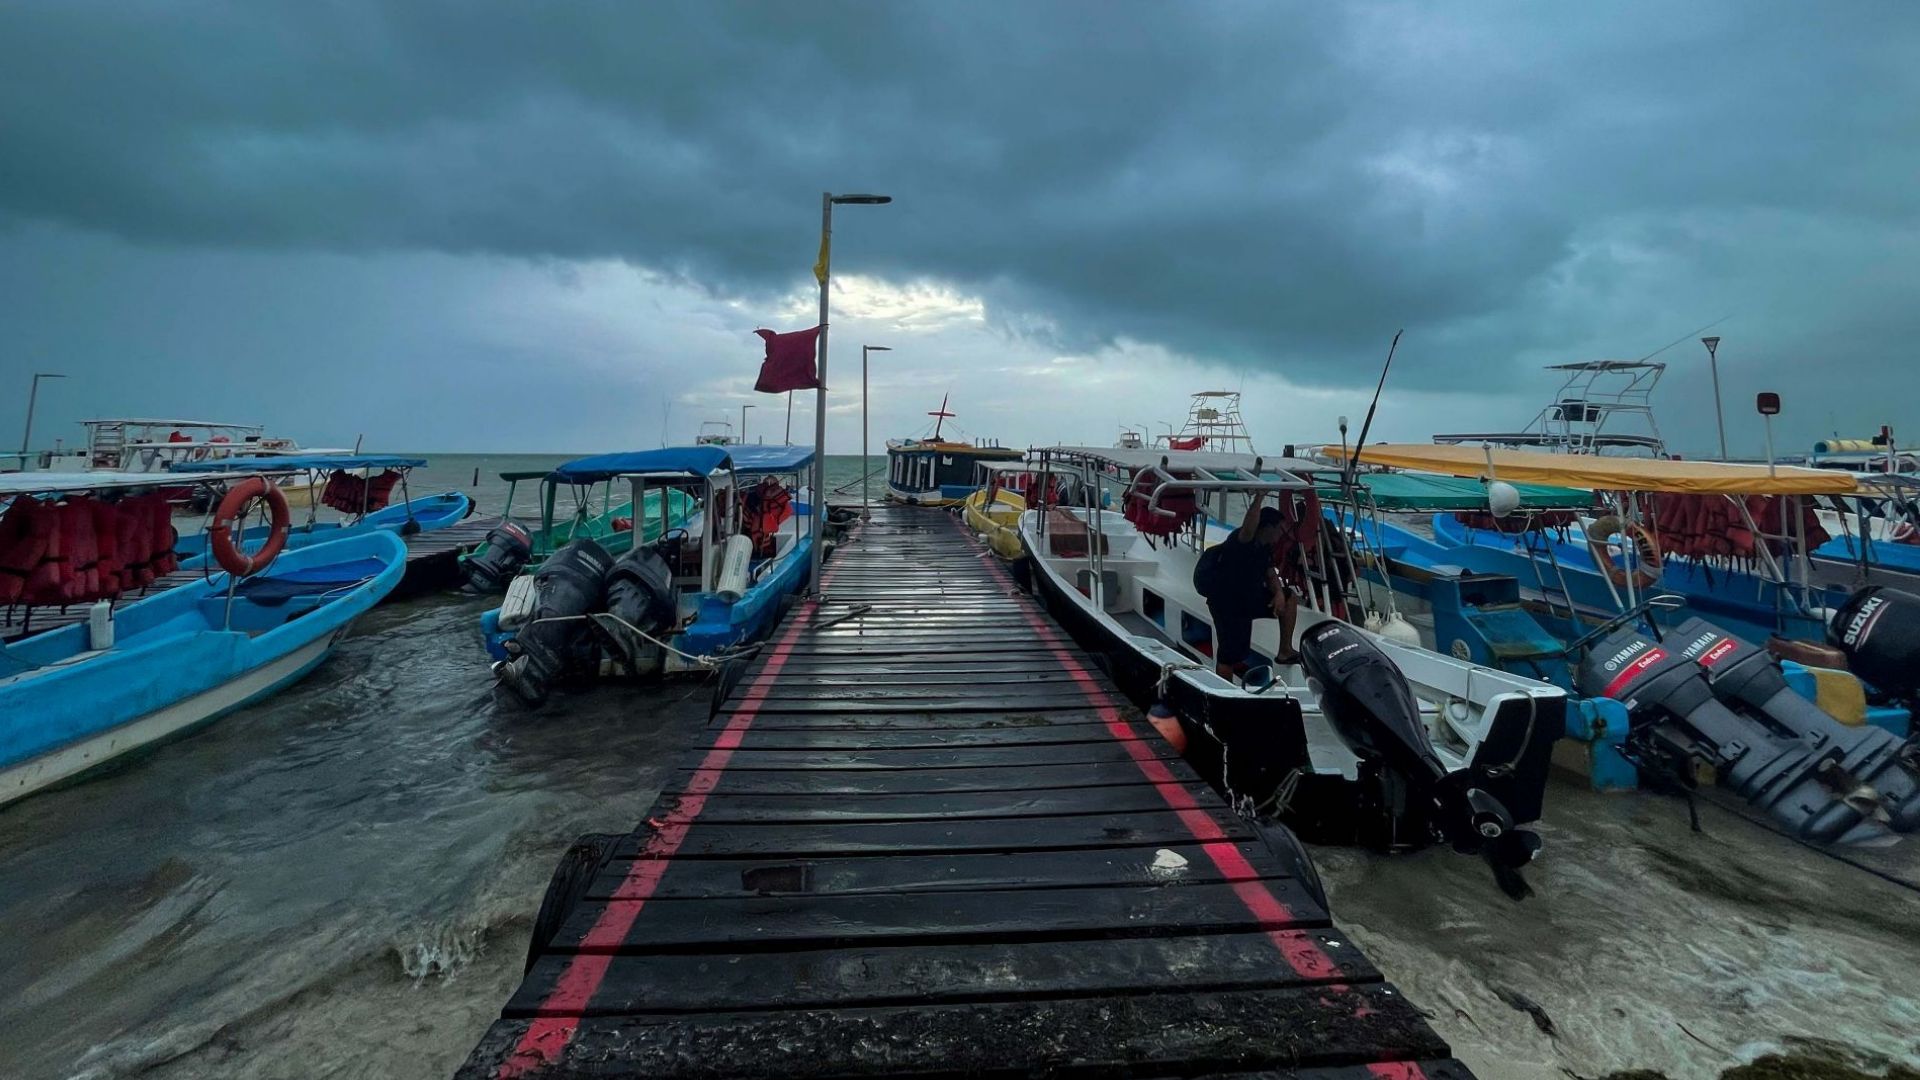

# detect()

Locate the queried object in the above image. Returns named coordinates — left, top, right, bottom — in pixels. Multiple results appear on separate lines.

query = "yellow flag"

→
left=813, top=230, right=830, bottom=287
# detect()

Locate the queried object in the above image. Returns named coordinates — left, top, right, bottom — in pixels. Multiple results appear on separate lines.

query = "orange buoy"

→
left=209, top=477, right=291, bottom=577
left=1147, top=703, right=1188, bottom=753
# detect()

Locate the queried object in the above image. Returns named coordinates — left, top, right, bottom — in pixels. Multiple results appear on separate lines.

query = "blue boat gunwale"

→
left=1, top=531, right=407, bottom=773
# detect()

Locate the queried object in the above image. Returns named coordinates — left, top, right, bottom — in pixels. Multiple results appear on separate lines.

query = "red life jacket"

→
left=1122, top=472, right=1198, bottom=538
left=363, top=471, right=402, bottom=512
left=0, top=497, right=46, bottom=603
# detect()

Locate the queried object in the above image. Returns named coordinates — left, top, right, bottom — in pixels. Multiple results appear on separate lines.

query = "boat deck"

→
left=0, top=515, right=502, bottom=642
left=459, top=506, right=1466, bottom=1079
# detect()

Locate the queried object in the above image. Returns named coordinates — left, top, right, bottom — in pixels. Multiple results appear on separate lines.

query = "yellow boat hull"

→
left=963, top=489, right=1026, bottom=560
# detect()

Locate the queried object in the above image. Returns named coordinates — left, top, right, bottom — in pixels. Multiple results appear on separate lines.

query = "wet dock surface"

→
left=460, top=507, right=1467, bottom=1079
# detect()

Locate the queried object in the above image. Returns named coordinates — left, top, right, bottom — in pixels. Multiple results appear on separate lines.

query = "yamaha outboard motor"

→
left=495, top=539, right=611, bottom=707
left=1574, top=623, right=1878, bottom=843
left=1829, top=586, right=1920, bottom=710
left=1298, top=621, right=1542, bottom=899
left=462, top=520, right=534, bottom=594
left=1676, top=617, right=1920, bottom=833
left=589, top=543, right=680, bottom=678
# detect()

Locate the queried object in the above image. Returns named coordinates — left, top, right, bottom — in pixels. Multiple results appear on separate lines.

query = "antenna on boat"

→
left=1342, top=329, right=1402, bottom=500
left=1634, top=315, right=1731, bottom=364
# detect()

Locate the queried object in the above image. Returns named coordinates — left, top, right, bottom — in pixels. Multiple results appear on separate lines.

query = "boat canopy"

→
left=549, top=444, right=816, bottom=484
left=169, top=454, right=427, bottom=474
left=0, top=470, right=220, bottom=496
left=1039, top=445, right=1325, bottom=478
left=1328, top=444, right=1859, bottom=495
left=1327, top=472, right=1593, bottom=510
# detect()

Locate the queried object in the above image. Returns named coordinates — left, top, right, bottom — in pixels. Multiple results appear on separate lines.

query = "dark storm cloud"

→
left=2, top=1, right=1917, bottom=412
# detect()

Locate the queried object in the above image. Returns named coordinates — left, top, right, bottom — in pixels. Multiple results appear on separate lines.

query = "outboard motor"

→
left=462, top=520, right=534, bottom=594
left=495, top=539, right=611, bottom=707
left=589, top=543, right=680, bottom=678
left=1298, top=621, right=1542, bottom=899
left=1677, top=617, right=1920, bottom=833
left=1829, top=586, right=1920, bottom=710
left=1574, top=623, right=1878, bottom=844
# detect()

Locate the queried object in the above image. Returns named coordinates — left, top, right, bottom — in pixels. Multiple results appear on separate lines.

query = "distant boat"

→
left=1155, top=390, right=1258, bottom=455
left=167, top=455, right=471, bottom=569
left=0, top=529, right=405, bottom=806
left=885, top=394, right=1021, bottom=507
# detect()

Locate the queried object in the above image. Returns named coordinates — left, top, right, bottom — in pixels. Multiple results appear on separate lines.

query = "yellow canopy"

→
left=1325, top=443, right=1858, bottom=495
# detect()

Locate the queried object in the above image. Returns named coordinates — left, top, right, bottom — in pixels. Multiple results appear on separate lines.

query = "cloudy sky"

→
left=2, top=2, right=1914, bottom=457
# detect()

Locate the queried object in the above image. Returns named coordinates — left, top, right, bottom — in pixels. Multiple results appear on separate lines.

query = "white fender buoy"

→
left=1488, top=480, right=1521, bottom=519
left=716, top=534, right=754, bottom=602
left=1380, top=611, right=1423, bottom=648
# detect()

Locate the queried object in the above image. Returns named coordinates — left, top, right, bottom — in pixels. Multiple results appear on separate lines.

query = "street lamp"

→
left=740, top=403, right=754, bottom=445
left=19, top=372, right=67, bottom=463
left=861, top=345, right=892, bottom=520
left=1702, top=336, right=1727, bottom=460
left=811, top=191, right=893, bottom=595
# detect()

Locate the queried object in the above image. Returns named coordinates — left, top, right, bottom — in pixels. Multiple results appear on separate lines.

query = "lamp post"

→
left=19, top=372, right=66, bottom=463
left=861, top=344, right=891, bottom=520
left=811, top=191, right=892, bottom=595
left=1702, top=336, right=1727, bottom=460
left=740, top=403, right=754, bottom=445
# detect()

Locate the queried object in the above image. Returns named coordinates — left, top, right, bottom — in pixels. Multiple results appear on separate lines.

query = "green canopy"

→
left=1319, top=471, right=1592, bottom=511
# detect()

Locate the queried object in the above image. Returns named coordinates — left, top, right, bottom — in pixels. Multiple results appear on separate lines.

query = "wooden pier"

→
left=460, top=506, right=1468, bottom=1079
left=0, top=515, right=500, bottom=642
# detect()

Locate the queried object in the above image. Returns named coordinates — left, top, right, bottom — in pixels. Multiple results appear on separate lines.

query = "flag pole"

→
left=810, top=191, right=832, bottom=596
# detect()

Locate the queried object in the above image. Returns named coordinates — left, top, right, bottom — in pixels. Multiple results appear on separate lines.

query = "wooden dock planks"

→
left=457, top=506, right=1471, bottom=1079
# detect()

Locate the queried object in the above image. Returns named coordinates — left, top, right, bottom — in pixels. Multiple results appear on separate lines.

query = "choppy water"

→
left=4, top=469, right=1920, bottom=1079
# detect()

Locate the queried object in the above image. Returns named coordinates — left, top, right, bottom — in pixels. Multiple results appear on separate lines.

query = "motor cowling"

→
left=496, top=539, right=611, bottom=707
left=1574, top=623, right=1875, bottom=844
left=1829, top=586, right=1920, bottom=705
left=461, top=521, right=534, bottom=594
left=1299, top=621, right=1539, bottom=897
left=590, top=544, right=679, bottom=677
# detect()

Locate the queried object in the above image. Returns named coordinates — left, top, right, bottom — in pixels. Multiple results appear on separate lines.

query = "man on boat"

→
left=1194, top=491, right=1301, bottom=680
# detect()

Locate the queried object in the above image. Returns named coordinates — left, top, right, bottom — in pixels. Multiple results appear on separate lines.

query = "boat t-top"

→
left=1155, top=390, right=1258, bottom=454
left=1434, top=360, right=1669, bottom=457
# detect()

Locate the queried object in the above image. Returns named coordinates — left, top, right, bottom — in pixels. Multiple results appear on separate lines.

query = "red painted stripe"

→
left=1367, top=1064, right=1431, bottom=1079
left=496, top=542, right=850, bottom=1078
left=955, top=517, right=1344, bottom=982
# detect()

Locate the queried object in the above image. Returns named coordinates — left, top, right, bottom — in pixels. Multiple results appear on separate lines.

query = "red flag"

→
left=754, top=327, right=822, bottom=393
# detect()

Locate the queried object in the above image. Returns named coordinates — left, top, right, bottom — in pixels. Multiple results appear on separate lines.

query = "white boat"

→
left=1018, top=445, right=1564, bottom=894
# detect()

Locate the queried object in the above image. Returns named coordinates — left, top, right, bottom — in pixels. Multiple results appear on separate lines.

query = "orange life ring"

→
left=210, top=477, right=290, bottom=576
left=1586, top=514, right=1662, bottom=590
left=1891, top=521, right=1919, bottom=545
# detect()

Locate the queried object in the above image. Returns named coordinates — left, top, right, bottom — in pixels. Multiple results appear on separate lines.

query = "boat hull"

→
left=0, top=627, right=344, bottom=804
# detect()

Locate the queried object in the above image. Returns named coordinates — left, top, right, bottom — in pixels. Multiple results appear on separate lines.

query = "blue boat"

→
left=0, top=530, right=405, bottom=806
left=1324, top=444, right=1920, bottom=841
left=167, top=454, right=470, bottom=565
left=481, top=445, right=816, bottom=700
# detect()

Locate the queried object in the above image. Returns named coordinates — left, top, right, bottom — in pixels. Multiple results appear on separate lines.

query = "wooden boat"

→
left=1019, top=445, right=1562, bottom=893
left=481, top=445, right=816, bottom=701
left=457, top=469, right=697, bottom=593
left=960, top=459, right=1095, bottom=560
left=885, top=395, right=1021, bottom=507
left=0, top=528, right=405, bottom=806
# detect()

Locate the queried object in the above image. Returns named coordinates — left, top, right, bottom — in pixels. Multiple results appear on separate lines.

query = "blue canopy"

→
left=550, top=447, right=731, bottom=484
left=168, top=454, right=427, bottom=473
left=550, top=445, right=815, bottom=484
left=727, top=444, right=816, bottom=474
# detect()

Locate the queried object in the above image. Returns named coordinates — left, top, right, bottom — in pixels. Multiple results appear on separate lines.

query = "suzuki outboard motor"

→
left=462, top=520, right=534, bottom=594
left=1829, top=586, right=1920, bottom=709
left=1574, top=624, right=1877, bottom=844
left=495, top=539, right=611, bottom=707
left=1298, top=621, right=1542, bottom=899
left=589, top=544, right=680, bottom=678
left=1676, top=617, right=1920, bottom=833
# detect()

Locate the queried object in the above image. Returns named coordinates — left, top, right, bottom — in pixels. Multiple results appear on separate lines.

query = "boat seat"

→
left=1767, top=636, right=1849, bottom=670
left=1047, top=509, right=1108, bottom=558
